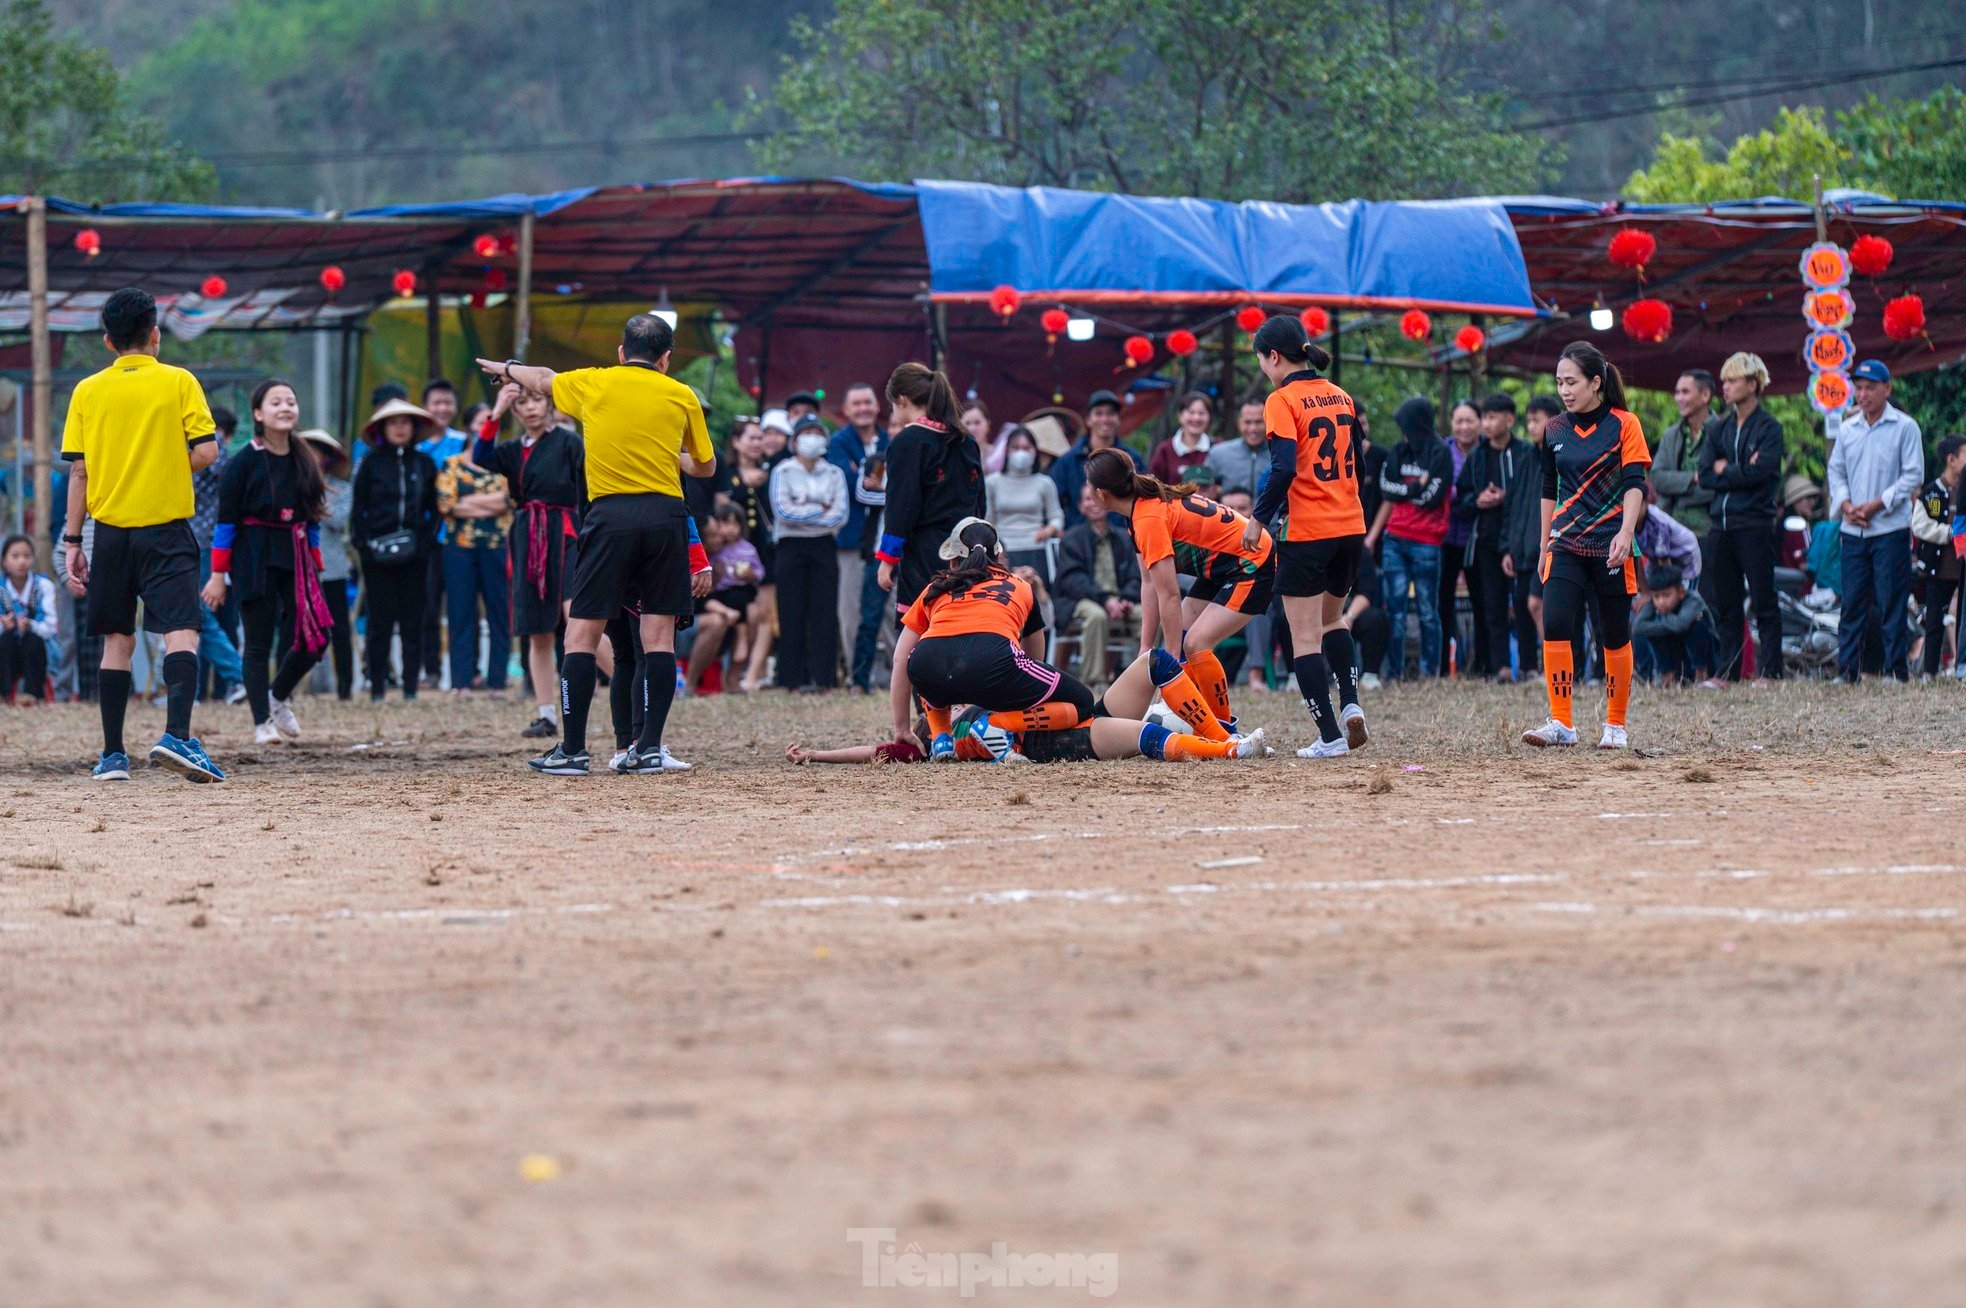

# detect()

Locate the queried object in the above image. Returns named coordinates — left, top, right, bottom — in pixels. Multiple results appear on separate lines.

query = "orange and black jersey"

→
left=1254, top=371, right=1367, bottom=542
left=1542, top=403, right=1652, bottom=557
left=1127, top=492, right=1272, bottom=576
left=902, top=567, right=1045, bottom=643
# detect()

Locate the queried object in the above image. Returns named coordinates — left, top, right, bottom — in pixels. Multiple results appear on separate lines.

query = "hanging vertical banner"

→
left=1802, top=242, right=1852, bottom=415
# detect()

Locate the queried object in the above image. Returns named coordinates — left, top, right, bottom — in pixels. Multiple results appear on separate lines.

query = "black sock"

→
left=1293, top=653, right=1340, bottom=743
left=559, top=652, right=597, bottom=756
left=636, top=653, right=678, bottom=751
left=163, top=651, right=198, bottom=739
left=98, top=668, right=133, bottom=755
left=1321, top=628, right=1359, bottom=708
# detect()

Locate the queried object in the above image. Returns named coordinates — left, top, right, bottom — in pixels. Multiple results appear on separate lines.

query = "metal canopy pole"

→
left=25, top=197, right=54, bottom=573
left=424, top=272, right=443, bottom=385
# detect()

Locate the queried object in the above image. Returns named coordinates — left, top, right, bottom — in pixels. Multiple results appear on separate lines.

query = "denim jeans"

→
left=443, top=542, right=511, bottom=689
left=850, top=554, right=890, bottom=689
left=197, top=551, right=243, bottom=696
left=1838, top=528, right=1911, bottom=681
left=1380, top=535, right=1442, bottom=678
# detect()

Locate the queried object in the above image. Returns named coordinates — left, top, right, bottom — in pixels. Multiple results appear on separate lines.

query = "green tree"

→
left=1839, top=87, right=1966, bottom=201
left=753, top=0, right=1547, bottom=202
left=0, top=0, right=212, bottom=201
left=1623, top=106, right=1848, bottom=204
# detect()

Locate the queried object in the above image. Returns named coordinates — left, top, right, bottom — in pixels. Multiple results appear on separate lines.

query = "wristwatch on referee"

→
left=502, top=359, right=522, bottom=382
left=63, top=534, right=82, bottom=546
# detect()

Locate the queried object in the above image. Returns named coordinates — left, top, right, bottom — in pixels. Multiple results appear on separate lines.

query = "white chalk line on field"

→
left=1535, top=903, right=1959, bottom=925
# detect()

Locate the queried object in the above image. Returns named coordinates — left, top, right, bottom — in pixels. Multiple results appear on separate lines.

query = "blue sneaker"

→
left=149, top=734, right=225, bottom=783
left=92, top=751, right=131, bottom=782
left=929, top=732, right=957, bottom=763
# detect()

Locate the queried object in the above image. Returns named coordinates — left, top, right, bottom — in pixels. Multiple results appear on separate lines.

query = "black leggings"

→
left=606, top=609, right=645, bottom=750
left=240, top=573, right=322, bottom=725
left=0, top=630, right=48, bottom=699
left=364, top=561, right=427, bottom=699
left=323, top=578, right=354, bottom=699
left=1543, top=550, right=1632, bottom=649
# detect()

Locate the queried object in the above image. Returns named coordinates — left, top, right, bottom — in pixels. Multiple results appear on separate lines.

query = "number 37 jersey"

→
left=1263, top=372, right=1367, bottom=542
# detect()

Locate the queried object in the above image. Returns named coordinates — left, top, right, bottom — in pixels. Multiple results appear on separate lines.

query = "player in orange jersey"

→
left=1247, top=314, right=1370, bottom=759
left=1083, top=448, right=1274, bottom=743
left=1522, top=341, right=1651, bottom=750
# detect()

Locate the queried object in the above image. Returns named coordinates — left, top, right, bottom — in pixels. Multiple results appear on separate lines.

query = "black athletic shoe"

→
left=528, top=745, right=589, bottom=776
left=521, top=716, right=557, bottom=738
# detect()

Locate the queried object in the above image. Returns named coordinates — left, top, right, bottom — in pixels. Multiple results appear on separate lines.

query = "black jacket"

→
left=1455, top=437, right=1534, bottom=551
left=877, top=422, right=984, bottom=561
left=1698, top=406, right=1784, bottom=531
left=350, top=442, right=440, bottom=567
left=1502, top=440, right=1545, bottom=567
left=215, top=442, right=320, bottom=602
left=1053, top=520, right=1141, bottom=607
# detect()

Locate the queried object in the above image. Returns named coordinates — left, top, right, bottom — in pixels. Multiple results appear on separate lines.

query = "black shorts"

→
left=706, top=585, right=758, bottom=613
left=88, top=520, right=202, bottom=636
left=1186, top=549, right=1275, bottom=615
left=908, top=632, right=1060, bottom=712
left=1277, top=534, right=1365, bottom=599
left=568, top=493, right=693, bottom=620
left=1018, top=726, right=1099, bottom=763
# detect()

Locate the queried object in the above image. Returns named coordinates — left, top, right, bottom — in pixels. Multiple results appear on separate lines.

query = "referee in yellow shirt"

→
left=61, top=289, right=225, bottom=783
left=478, top=313, right=716, bottom=775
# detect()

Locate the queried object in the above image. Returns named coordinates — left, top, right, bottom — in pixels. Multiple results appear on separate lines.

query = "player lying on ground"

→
left=885, top=518, right=1264, bottom=762
left=788, top=697, right=1259, bottom=765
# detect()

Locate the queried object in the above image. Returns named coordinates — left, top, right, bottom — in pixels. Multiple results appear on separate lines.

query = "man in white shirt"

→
left=1827, top=359, right=1925, bottom=683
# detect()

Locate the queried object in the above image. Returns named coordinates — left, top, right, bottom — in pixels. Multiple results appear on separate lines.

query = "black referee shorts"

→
left=567, top=493, right=693, bottom=620
left=88, top=520, right=202, bottom=637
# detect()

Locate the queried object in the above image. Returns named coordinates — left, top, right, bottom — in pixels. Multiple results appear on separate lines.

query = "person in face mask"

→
left=985, top=426, right=1065, bottom=582
left=769, top=416, right=851, bottom=691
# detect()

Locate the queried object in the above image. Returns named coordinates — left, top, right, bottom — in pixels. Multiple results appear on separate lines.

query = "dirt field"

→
left=3, top=678, right=1964, bottom=1307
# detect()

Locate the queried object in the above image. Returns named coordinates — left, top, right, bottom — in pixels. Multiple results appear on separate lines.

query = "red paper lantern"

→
left=1040, top=307, right=1070, bottom=337
left=988, top=284, right=1022, bottom=318
left=1166, top=328, right=1199, bottom=357
left=1299, top=306, right=1330, bottom=336
left=200, top=276, right=228, bottom=299
left=1607, top=228, right=1657, bottom=271
left=1849, top=234, right=1894, bottom=278
left=484, top=268, right=508, bottom=292
left=473, top=233, right=501, bottom=260
left=319, top=265, right=346, bottom=293
left=1454, top=324, right=1485, bottom=353
left=392, top=269, right=417, bottom=297
left=1621, top=297, right=1673, bottom=343
left=73, top=228, right=101, bottom=258
left=1235, top=304, right=1266, bottom=333
left=1399, top=309, right=1431, bottom=342
left=1882, top=293, right=1926, bottom=342
left=1122, top=335, right=1155, bottom=365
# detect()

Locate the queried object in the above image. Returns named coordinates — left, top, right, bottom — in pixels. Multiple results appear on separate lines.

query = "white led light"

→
left=1589, top=307, right=1614, bottom=332
left=1065, top=317, right=1096, bottom=342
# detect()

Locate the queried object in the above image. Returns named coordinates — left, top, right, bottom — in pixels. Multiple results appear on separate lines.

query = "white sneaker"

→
left=224, top=683, right=249, bottom=706
left=1598, top=724, right=1629, bottom=750
left=657, top=745, right=692, bottom=772
left=1521, top=719, right=1579, bottom=748
left=1340, top=703, right=1368, bottom=750
left=253, top=721, right=282, bottom=746
left=1229, top=727, right=1267, bottom=759
left=608, top=749, right=631, bottom=774
left=270, top=696, right=301, bottom=741
left=1359, top=672, right=1382, bottom=692
left=1297, top=735, right=1349, bottom=759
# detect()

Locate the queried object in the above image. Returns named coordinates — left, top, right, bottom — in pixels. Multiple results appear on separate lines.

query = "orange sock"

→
left=1184, top=650, right=1233, bottom=724
left=1605, top=643, right=1633, bottom=727
left=1158, top=670, right=1231, bottom=741
left=1542, top=642, right=1575, bottom=728
left=1162, top=733, right=1236, bottom=760
left=924, top=706, right=953, bottom=738
left=989, top=701, right=1088, bottom=733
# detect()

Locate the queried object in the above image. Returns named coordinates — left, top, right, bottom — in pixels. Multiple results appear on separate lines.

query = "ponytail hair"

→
left=1085, top=446, right=1197, bottom=504
left=1250, top=314, right=1333, bottom=373
left=250, top=377, right=328, bottom=523
left=1558, top=340, right=1628, bottom=411
left=886, top=362, right=965, bottom=437
left=921, top=519, right=1006, bottom=603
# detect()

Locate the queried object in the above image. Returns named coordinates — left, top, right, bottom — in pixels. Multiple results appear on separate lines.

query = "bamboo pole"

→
left=25, top=198, right=53, bottom=574
left=514, top=210, right=536, bottom=361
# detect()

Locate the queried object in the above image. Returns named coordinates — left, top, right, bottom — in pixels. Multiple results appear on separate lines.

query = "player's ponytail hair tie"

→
left=1085, top=447, right=1199, bottom=504
left=1250, top=315, right=1332, bottom=372
left=924, top=517, right=1004, bottom=602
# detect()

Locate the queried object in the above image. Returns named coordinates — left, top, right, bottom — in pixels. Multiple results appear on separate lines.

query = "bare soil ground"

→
left=2, top=679, right=1964, bottom=1307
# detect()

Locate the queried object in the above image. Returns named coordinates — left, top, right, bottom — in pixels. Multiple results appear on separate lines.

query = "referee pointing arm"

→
left=477, top=314, right=715, bottom=776
left=62, top=289, right=225, bottom=783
